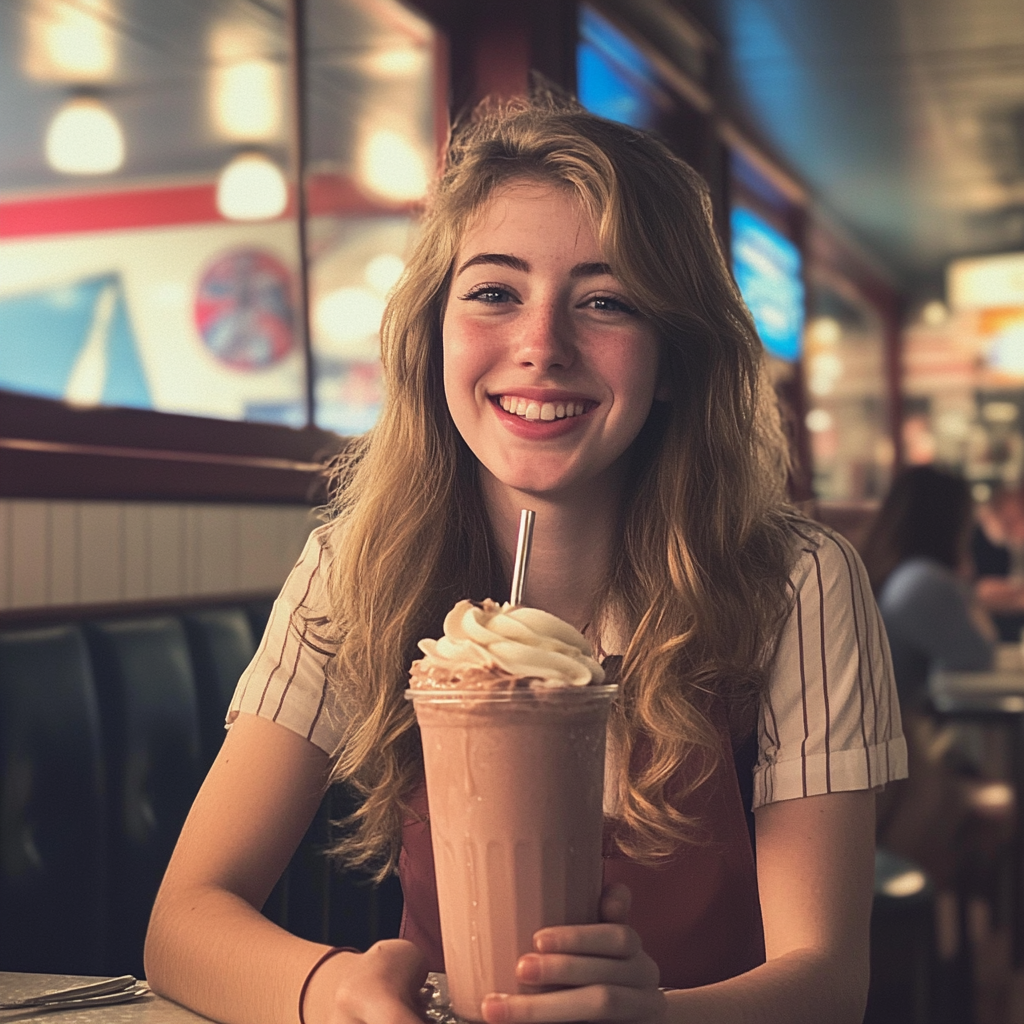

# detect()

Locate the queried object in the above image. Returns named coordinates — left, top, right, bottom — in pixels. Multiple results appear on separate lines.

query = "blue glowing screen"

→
left=730, top=207, right=805, bottom=362
left=577, top=6, right=657, bottom=130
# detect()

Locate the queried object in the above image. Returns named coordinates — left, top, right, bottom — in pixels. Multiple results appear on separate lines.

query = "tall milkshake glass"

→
left=407, top=684, right=617, bottom=1022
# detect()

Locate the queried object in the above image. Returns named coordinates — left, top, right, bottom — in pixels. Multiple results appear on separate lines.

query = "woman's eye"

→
left=585, top=295, right=637, bottom=314
left=461, top=286, right=515, bottom=304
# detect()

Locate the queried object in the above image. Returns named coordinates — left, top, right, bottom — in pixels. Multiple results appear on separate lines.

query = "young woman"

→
left=145, top=97, right=906, bottom=1024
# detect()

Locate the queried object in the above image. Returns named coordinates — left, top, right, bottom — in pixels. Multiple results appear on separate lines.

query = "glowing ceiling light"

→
left=365, top=253, right=406, bottom=295
left=216, top=153, right=288, bottom=221
left=212, top=59, right=281, bottom=141
left=358, top=130, right=429, bottom=202
left=45, top=97, right=125, bottom=174
left=24, top=0, right=115, bottom=81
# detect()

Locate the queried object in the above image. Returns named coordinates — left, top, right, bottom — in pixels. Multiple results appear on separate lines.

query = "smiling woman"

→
left=143, top=93, right=905, bottom=1024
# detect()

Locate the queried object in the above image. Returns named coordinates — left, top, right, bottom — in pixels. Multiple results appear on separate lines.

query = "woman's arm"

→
left=144, top=713, right=427, bottom=1024
left=480, top=789, right=875, bottom=1024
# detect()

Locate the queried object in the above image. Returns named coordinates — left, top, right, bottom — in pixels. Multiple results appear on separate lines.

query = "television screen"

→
left=731, top=206, right=805, bottom=362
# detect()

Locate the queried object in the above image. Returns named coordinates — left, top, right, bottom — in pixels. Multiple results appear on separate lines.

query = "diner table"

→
left=930, top=643, right=1024, bottom=966
left=0, top=973, right=457, bottom=1024
left=0, top=974, right=209, bottom=1023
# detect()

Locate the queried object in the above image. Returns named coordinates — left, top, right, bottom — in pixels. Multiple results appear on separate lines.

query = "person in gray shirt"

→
left=861, top=465, right=998, bottom=887
left=863, top=465, right=995, bottom=711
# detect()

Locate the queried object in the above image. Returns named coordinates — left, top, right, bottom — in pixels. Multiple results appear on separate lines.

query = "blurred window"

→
left=804, top=277, right=894, bottom=501
left=0, top=0, right=441, bottom=434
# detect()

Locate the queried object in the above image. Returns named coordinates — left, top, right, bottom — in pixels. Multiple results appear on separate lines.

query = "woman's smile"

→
left=442, top=180, right=662, bottom=500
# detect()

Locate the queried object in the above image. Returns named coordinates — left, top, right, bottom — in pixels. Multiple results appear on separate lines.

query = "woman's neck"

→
left=482, top=472, right=622, bottom=631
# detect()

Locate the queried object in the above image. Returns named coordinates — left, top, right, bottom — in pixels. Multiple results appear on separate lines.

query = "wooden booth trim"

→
left=0, top=391, right=344, bottom=504
left=0, top=590, right=279, bottom=629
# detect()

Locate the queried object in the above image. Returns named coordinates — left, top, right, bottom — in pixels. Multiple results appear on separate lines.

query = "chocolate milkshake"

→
left=407, top=599, right=616, bottom=1022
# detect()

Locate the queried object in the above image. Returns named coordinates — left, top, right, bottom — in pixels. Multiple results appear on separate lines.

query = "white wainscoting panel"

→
left=0, top=499, right=317, bottom=612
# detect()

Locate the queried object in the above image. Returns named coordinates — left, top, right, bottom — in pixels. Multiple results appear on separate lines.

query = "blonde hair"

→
left=325, top=96, right=796, bottom=878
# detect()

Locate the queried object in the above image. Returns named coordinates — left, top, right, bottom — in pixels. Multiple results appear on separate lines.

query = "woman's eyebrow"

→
left=455, top=255, right=614, bottom=279
left=456, top=253, right=529, bottom=275
left=570, top=261, right=614, bottom=279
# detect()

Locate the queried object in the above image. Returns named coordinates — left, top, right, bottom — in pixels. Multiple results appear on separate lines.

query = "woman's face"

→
left=442, top=180, right=663, bottom=502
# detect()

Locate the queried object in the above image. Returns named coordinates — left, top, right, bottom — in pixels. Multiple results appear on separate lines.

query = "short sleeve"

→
left=227, top=524, right=343, bottom=755
left=752, top=525, right=908, bottom=808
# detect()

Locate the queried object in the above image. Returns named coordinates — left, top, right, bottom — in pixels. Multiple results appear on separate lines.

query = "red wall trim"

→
left=0, top=174, right=418, bottom=239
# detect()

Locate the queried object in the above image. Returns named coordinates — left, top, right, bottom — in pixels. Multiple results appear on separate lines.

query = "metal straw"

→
left=509, top=509, right=536, bottom=606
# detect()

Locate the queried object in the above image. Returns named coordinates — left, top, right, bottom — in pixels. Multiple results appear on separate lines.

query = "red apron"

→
left=398, top=725, right=765, bottom=989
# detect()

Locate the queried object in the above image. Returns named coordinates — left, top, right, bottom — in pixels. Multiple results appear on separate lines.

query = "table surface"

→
left=0, top=974, right=213, bottom=1023
left=931, top=643, right=1024, bottom=711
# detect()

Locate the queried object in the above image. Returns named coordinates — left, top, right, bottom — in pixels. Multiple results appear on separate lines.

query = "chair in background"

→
left=865, top=849, right=946, bottom=1024
left=0, top=625, right=109, bottom=974
left=181, top=607, right=257, bottom=769
left=85, top=616, right=203, bottom=978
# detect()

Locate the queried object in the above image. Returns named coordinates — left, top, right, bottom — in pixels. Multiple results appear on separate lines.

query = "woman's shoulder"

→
left=781, top=517, right=869, bottom=594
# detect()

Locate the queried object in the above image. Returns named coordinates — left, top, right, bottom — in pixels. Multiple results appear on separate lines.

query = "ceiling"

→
left=0, top=0, right=433, bottom=194
left=3, top=0, right=1024, bottom=298
left=685, top=0, right=1024, bottom=293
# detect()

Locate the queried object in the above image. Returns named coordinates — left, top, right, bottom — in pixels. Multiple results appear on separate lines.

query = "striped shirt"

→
left=227, top=521, right=907, bottom=807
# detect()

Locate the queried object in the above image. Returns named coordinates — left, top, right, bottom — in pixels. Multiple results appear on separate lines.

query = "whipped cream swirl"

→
left=413, top=598, right=605, bottom=689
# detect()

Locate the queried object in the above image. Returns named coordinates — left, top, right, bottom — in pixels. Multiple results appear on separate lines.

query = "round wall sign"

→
left=194, top=248, right=295, bottom=370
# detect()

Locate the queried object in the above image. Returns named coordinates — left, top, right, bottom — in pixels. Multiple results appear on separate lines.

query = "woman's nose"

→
left=512, top=305, right=576, bottom=371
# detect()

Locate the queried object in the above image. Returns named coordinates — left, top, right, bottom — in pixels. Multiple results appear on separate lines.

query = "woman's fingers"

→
left=481, top=984, right=666, bottom=1024
left=534, top=922, right=641, bottom=958
left=517, top=950, right=660, bottom=989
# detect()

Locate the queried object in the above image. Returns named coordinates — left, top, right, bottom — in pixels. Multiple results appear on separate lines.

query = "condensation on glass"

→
left=0, top=0, right=440, bottom=434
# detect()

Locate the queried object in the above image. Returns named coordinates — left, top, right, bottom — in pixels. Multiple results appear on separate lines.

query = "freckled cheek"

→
left=442, top=327, right=495, bottom=415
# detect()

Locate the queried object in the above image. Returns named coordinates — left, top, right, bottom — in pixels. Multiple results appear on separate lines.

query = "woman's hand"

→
left=480, top=884, right=666, bottom=1024
left=306, top=939, right=428, bottom=1024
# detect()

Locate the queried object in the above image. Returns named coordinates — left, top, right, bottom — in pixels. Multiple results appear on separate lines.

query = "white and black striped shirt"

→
left=228, top=521, right=907, bottom=807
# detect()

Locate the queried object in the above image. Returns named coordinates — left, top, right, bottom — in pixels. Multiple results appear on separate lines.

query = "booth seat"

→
left=0, top=600, right=401, bottom=978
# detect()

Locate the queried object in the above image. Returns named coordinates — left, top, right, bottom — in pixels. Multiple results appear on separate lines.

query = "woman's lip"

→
left=487, top=388, right=595, bottom=404
left=490, top=397, right=591, bottom=437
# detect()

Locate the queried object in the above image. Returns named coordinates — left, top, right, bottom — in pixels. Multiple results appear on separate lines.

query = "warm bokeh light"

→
left=881, top=870, right=927, bottom=898
left=366, top=47, right=426, bottom=78
left=981, top=400, right=1018, bottom=423
left=364, top=253, right=405, bottom=295
left=315, top=286, right=386, bottom=356
left=24, top=0, right=115, bottom=81
left=921, top=300, right=948, bottom=326
left=216, top=153, right=288, bottom=221
left=805, top=408, right=834, bottom=433
left=45, top=97, right=125, bottom=174
left=357, top=129, right=429, bottom=202
left=807, top=351, right=844, bottom=397
left=807, top=315, right=841, bottom=347
left=212, top=59, right=282, bottom=141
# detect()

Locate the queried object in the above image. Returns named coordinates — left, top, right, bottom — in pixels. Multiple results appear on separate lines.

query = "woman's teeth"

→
left=497, top=396, right=586, bottom=421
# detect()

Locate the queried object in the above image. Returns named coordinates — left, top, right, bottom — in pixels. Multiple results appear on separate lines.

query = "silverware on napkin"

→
left=0, top=975, right=149, bottom=1013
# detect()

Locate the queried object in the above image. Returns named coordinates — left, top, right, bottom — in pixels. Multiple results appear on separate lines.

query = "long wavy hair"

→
left=325, top=96, right=797, bottom=878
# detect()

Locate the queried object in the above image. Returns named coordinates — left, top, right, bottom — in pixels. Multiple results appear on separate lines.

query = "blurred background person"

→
left=973, top=483, right=1024, bottom=641
left=861, top=465, right=998, bottom=887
